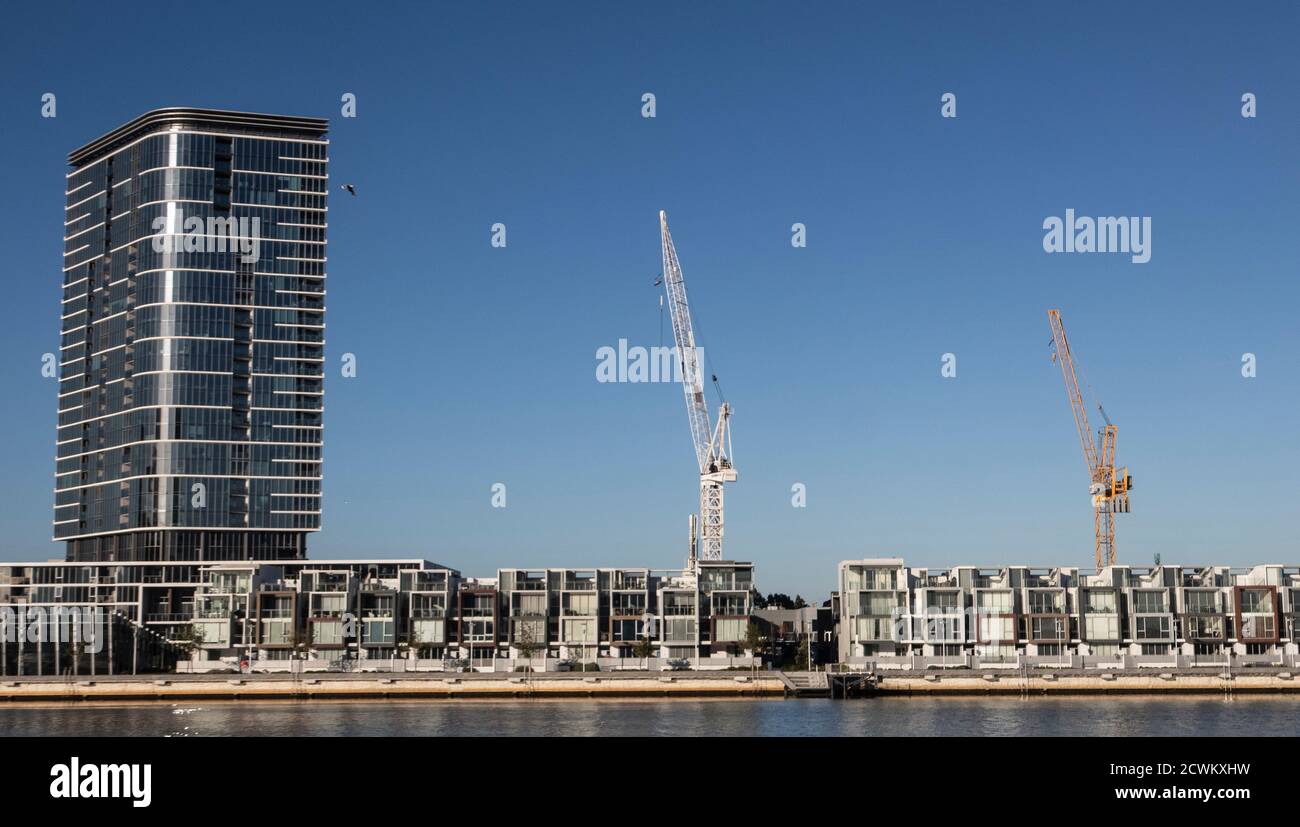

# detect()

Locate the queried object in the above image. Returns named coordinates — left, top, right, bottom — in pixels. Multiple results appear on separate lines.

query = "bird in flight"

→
left=341, top=184, right=357, bottom=196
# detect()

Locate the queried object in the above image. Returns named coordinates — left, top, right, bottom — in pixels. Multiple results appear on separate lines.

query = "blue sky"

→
left=1, top=2, right=1297, bottom=598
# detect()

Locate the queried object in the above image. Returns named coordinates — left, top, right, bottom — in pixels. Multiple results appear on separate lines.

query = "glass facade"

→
left=55, top=109, right=328, bottom=562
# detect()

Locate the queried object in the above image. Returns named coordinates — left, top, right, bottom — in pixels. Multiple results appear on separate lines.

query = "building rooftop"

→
left=68, top=107, right=329, bottom=166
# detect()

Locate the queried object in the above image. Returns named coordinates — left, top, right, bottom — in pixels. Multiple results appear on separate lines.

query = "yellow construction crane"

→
left=1047, top=309, right=1132, bottom=569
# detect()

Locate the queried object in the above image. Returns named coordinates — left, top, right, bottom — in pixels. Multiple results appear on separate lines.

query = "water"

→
left=2, top=696, right=1298, bottom=736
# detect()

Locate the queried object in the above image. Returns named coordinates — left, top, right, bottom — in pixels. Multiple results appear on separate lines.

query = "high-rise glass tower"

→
left=57, top=109, right=329, bottom=562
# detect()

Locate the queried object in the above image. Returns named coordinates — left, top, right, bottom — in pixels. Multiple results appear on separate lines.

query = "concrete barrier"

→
left=0, top=672, right=786, bottom=702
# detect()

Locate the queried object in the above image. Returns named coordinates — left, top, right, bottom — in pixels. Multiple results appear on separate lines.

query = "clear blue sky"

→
left=1, top=2, right=1297, bottom=599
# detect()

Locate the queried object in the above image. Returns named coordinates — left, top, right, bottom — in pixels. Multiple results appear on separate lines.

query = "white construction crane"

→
left=658, top=210, right=736, bottom=567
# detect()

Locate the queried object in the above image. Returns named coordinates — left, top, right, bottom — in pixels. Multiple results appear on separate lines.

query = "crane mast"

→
left=659, top=211, right=736, bottom=566
left=1047, top=309, right=1131, bottom=569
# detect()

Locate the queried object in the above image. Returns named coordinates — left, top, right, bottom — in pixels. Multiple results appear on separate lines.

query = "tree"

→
left=401, top=626, right=425, bottom=661
left=515, top=622, right=541, bottom=673
left=632, top=636, right=655, bottom=668
left=793, top=595, right=808, bottom=609
left=764, top=593, right=796, bottom=610
left=174, top=624, right=206, bottom=660
left=288, top=623, right=312, bottom=661
left=793, top=639, right=810, bottom=671
left=742, top=621, right=764, bottom=663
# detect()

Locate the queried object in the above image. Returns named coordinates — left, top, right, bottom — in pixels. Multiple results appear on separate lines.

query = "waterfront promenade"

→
left=3, top=667, right=1300, bottom=702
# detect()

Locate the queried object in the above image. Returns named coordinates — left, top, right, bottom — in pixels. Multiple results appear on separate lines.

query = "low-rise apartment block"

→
left=836, top=559, right=1300, bottom=670
left=0, top=558, right=757, bottom=674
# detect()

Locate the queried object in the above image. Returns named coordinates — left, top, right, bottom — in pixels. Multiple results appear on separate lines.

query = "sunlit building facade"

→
left=56, top=109, right=328, bottom=562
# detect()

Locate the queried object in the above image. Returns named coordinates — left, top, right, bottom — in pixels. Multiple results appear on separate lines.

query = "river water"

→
left=2, top=696, right=1298, bottom=736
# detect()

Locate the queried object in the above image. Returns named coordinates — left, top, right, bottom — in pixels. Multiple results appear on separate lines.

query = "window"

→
left=978, top=616, right=1015, bottom=644
left=663, top=617, right=696, bottom=642
left=1132, top=591, right=1167, bottom=613
left=564, top=593, right=596, bottom=616
left=1240, top=615, right=1275, bottom=639
left=612, top=620, right=643, bottom=642
left=713, top=593, right=749, bottom=616
left=1135, top=616, right=1170, bottom=640
left=1028, top=591, right=1062, bottom=614
left=315, top=594, right=345, bottom=615
left=512, top=618, right=544, bottom=644
left=261, top=619, right=291, bottom=645
left=413, top=619, right=445, bottom=645
left=363, top=619, right=393, bottom=644
left=1084, top=615, right=1119, bottom=640
left=926, top=591, right=959, bottom=612
left=1084, top=591, right=1117, bottom=613
left=462, top=620, right=493, bottom=642
left=856, top=617, right=896, bottom=641
left=194, top=619, right=228, bottom=645
left=1183, top=591, right=1219, bottom=614
left=714, top=618, right=745, bottom=642
left=515, top=593, right=545, bottom=615
left=1031, top=617, right=1066, bottom=640
left=858, top=592, right=898, bottom=616
left=313, top=620, right=342, bottom=645
left=924, top=616, right=963, bottom=642
left=846, top=567, right=894, bottom=591
left=1239, top=590, right=1274, bottom=614
left=562, top=618, right=596, bottom=643
left=977, top=591, right=1012, bottom=612
left=1185, top=616, right=1223, bottom=639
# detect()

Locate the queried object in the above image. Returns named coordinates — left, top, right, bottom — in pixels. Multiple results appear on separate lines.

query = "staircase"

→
left=778, top=671, right=830, bottom=696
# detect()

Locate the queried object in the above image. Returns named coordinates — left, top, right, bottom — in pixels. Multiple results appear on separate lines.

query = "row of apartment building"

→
left=7, top=555, right=1300, bottom=675
left=834, top=559, right=1300, bottom=669
left=0, top=558, right=757, bottom=675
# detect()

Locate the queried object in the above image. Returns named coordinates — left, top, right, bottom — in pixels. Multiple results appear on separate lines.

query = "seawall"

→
left=0, top=672, right=785, bottom=702
left=866, top=669, right=1300, bottom=696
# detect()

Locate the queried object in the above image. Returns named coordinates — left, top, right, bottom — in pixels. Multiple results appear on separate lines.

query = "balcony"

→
left=145, top=612, right=193, bottom=623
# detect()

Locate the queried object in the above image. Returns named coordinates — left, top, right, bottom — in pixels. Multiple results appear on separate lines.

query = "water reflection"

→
left=1, top=696, right=1297, bottom=737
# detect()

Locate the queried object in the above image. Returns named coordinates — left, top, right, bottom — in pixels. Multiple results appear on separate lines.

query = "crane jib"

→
left=659, top=211, right=737, bottom=562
